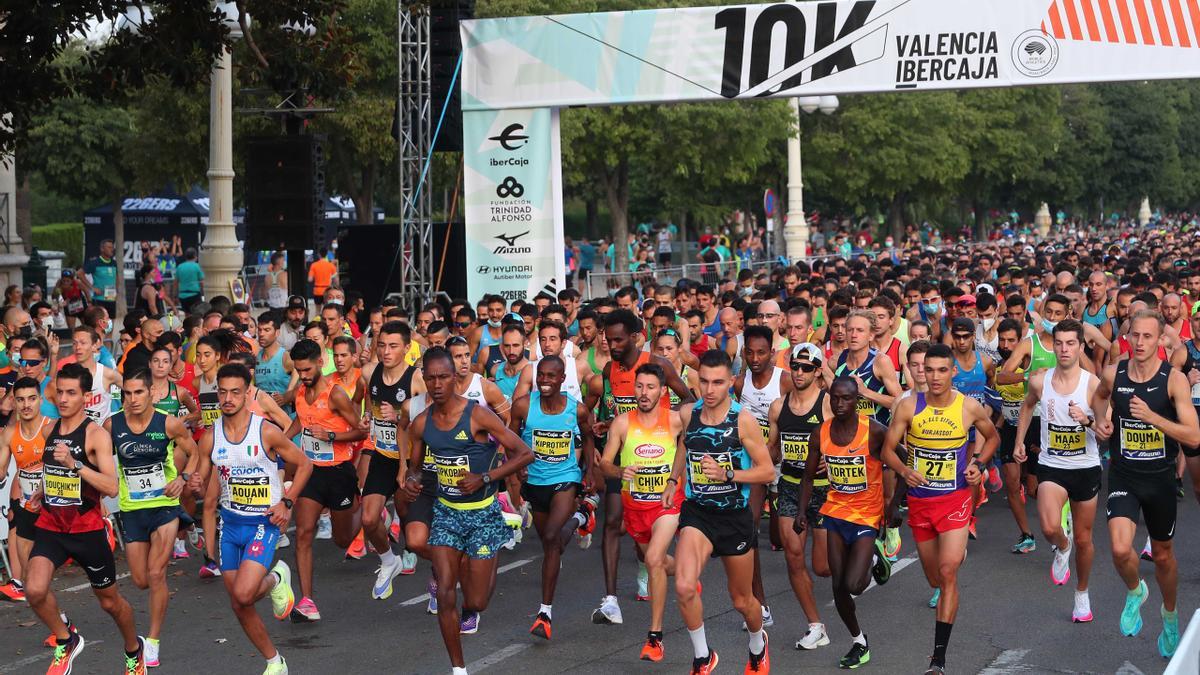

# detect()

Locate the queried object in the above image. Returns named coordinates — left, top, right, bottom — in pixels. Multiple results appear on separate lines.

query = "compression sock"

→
left=539, top=604, right=552, bottom=619
left=379, top=549, right=396, bottom=565
left=748, top=627, right=765, bottom=654
left=933, top=620, right=953, bottom=667
left=688, top=625, right=708, bottom=658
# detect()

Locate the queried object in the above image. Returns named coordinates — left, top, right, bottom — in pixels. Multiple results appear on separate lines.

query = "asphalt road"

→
left=1, top=481, right=1194, bottom=675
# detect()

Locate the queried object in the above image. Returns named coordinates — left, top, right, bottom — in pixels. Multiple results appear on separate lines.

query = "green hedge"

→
left=32, top=222, right=84, bottom=269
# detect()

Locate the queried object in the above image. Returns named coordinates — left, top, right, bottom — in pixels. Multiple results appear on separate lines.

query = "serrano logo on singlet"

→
left=634, top=443, right=665, bottom=459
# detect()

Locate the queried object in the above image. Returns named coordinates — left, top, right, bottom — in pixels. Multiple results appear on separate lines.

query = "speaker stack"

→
left=244, top=135, right=326, bottom=251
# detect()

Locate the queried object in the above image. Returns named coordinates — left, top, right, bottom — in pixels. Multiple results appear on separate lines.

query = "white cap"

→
left=790, top=342, right=823, bottom=365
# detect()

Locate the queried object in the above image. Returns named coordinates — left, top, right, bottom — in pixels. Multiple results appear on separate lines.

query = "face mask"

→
left=885, top=238, right=894, bottom=247
left=813, top=306, right=826, bottom=328
left=982, top=318, right=996, bottom=330
left=488, top=319, right=502, bottom=329
left=1042, top=318, right=1058, bottom=333
left=922, top=301, right=941, bottom=314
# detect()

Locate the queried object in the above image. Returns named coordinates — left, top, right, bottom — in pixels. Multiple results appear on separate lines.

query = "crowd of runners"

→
left=4, top=221, right=1200, bottom=675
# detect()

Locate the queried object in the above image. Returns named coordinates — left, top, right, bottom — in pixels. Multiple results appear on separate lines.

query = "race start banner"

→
left=463, top=107, right=564, bottom=303
left=461, top=0, right=1200, bottom=299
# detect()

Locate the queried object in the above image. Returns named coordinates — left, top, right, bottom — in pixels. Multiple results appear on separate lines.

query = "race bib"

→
left=855, top=397, right=877, bottom=416
left=687, top=451, right=736, bottom=495
left=66, top=297, right=84, bottom=314
left=42, top=464, right=82, bottom=507
left=1002, top=401, right=1021, bottom=424
left=912, top=446, right=958, bottom=491
left=102, top=286, right=117, bottom=301
left=1119, top=418, right=1166, bottom=461
left=1046, top=422, right=1086, bottom=457
left=1191, top=381, right=1200, bottom=407
left=200, top=404, right=221, bottom=428
left=756, top=417, right=770, bottom=443
left=435, top=454, right=470, bottom=497
left=613, top=395, right=637, bottom=415
left=228, top=474, right=272, bottom=514
left=826, top=455, right=867, bottom=494
left=301, top=430, right=335, bottom=463
left=532, top=429, right=572, bottom=464
left=780, top=431, right=809, bottom=467
left=123, top=463, right=167, bottom=501
left=18, top=468, right=41, bottom=507
left=422, top=453, right=437, bottom=474
left=628, top=463, right=671, bottom=503
left=372, top=418, right=398, bottom=455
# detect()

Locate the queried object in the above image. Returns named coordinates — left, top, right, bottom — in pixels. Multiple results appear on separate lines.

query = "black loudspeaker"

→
left=245, top=136, right=326, bottom=250
left=337, top=221, right=465, bottom=306
left=430, top=0, right=474, bottom=153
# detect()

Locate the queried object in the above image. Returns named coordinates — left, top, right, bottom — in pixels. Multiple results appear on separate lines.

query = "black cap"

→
left=287, top=295, right=307, bottom=311
left=950, top=317, right=976, bottom=335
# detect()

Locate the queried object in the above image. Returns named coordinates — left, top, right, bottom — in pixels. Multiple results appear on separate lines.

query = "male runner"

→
left=468, top=294, right=507, bottom=359
left=105, top=370, right=199, bottom=667
left=195, top=363, right=311, bottom=675
left=798, top=376, right=892, bottom=670
left=995, top=318, right=1038, bottom=553
left=670, top=350, right=776, bottom=674
left=1094, top=309, right=1200, bottom=656
left=947, top=317, right=998, bottom=537
left=255, top=312, right=295, bottom=402
left=884, top=344, right=999, bottom=675
left=403, top=348, right=534, bottom=675
left=510, top=356, right=594, bottom=639
left=448, top=337, right=509, bottom=421
left=1014, top=319, right=1103, bottom=623
left=0, top=377, right=53, bottom=604
left=487, top=324, right=528, bottom=398
left=513, top=320, right=586, bottom=402
left=283, top=339, right=367, bottom=621
left=27, top=364, right=145, bottom=674
left=361, top=321, right=422, bottom=600
left=54, top=326, right=122, bottom=425
left=767, top=343, right=833, bottom=651
left=599, top=361, right=687, bottom=662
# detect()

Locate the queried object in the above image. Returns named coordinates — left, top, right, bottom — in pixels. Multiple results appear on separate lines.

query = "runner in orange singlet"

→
left=0, top=378, right=53, bottom=602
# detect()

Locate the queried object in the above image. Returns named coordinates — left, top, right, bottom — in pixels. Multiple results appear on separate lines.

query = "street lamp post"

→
left=199, top=2, right=246, bottom=301
left=783, top=95, right=838, bottom=262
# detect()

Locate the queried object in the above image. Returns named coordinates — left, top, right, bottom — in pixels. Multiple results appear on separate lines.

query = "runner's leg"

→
left=1036, top=482, right=1071, bottom=551
left=1069, top=496, right=1097, bottom=592
left=645, top=514, right=679, bottom=633
left=223, top=562, right=282, bottom=658
left=23, top=555, right=70, bottom=641
left=537, top=487, right=578, bottom=606
left=601, top=490, right=622, bottom=597
left=779, top=515, right=820, bottom=624
left=294, top=497, right=323, bottom=598
left=432, top=546, right=467, bottom=668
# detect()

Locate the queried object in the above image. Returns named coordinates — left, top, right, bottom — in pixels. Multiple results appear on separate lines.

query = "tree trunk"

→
left=888, top=193, right=907, bottom=243
left=113, top=198, right=127, bottom=324
left=604, top=158, right=630, bottom=273
left=585, top=198, right=598, bottom=240
left=355, top=160, right=377, bottom=225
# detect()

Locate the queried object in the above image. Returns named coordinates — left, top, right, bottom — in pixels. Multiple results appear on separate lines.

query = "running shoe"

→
left=460, top=611, right=480, bottom=634
left=171, top=539, right=189, bottom=559
left=796, top=623, right=830, bottom=650
left=691, top=650, right=718, bottom=675
left=263, top=657, right=289, bottom=675
left=520, top=501, right=533, bottom=529
left=1061, top=503, right=1072, bottom=539
left=1120, top=579, right=1149, bottom=636
left=636, top=563, right=649, bottom=601
left=1011, top=534, right=1037, bottom=554
left=872, top=539, right=892, bottom=585
left=144, top=637, right=160, bottom=668
left=745, top=630, right=769, bottom=673
left=578, top=532, right=593, bottom=550
left=270, top=561, right=295, bottom=620
left=1051, top=541, right=1072, bottom=586
left=1159, top=605, right=1180, bottom=658
left=345, top=531, right=367, bottom=560
left=882, top=527, right=901, bottom=562
left=426, top=578, right=439, bottom=615
left=924, top=663, right=946, bottom=674
left=1072, top=591, right=1093, bottom=623
left=977, top=490, right=989, bottom=507
left=578, top=498, right=598, bottom=537
left=372, top=554, right=403, bottom=600
left=187, top=527, right=205, bottom=552
left=399, top=550, right=417, bottom=575
left=530, top=612, right=552, bottom=640
left=592, top=595, right=623, bottom=624
left=1140, top=537, right=1153, bottom=562
left=839, top=640, right=870, bottom=669
left=389, top=518, right=402, bottom=543
left=0, top=579, right=25, bottom=602
left=278, top=533, right=291, bottom=549
left=1176, top=477, right=1185, bottom=500
left=291, top=597, right=321, bottom=623
left=640, top=633, right=664, bottom=662
left=986, top=464, right=1003, bottom=492
left=44, top=614, right=77, bottom=648
left=316, top=513, right=333, bottom=540
left=742, top=604, right=773, bottom=630
left=46, top=632, right=84, bottom=675
left=125, top=636, right=146, bottom=675
left=199, top=560, right=222, bottom=579
left=928, top=589, right=941, bottom=609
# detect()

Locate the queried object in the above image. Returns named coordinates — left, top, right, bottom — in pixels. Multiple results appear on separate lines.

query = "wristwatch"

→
left=281, top=497, right=294, bottom=509
left=725, top=468, right=736, bottom=482
left=326, top=431, right=336, bottom=443
left=179, top=472, right=190, bottom=483
left=482, top=472, right=492, bottom=485
left=72, top=459, right=84, bottom=472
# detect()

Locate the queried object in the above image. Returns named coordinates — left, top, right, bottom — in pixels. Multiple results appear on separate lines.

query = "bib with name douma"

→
left=620, top=405, right=679, bottom=508
left=422, top=400, right=500, bottom=509
left=904, top=393, right=971, bottom=498
left=1111, top=360, right=1178, bottom=474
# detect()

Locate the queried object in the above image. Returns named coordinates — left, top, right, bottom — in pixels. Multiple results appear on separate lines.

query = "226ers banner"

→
left=463, top=108, right=565, bottom=303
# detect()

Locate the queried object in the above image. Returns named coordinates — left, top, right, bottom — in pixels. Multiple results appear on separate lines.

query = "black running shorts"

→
left=679, top=501, right=757, bottom=557
left=31, top=527, right=117, bottom=589
left=1036, top=464, right=1102, bottom=503
left=300, top=462, right=360, bottom=511
left=1106, top=466, right=1177, bottom=542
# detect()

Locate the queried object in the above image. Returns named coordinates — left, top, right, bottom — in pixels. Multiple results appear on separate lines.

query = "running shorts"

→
left=219, top=514, right=280, bottom=572
left=300, top=462, right=359, bottom=510
left=621, top=489, right=683, bottom=546
left=907, top=489, right=973, bottom=544
left=119, top=505, right=182, bottom=543
left=1106, top=467, right=1177, bottom=542
left=998, top=420, right=1041, bottom=464
left=10, top=499, right=38, bottom=540
left=776, top=480, right=828, bottom=526
left=822, top=515, right=878, bottom=545
left=1037, top=464, right=1102, bottom=503
left=31, top=527, right=117, bottom=588
left=363, top=453, right=402, bottom=498
left=521, top=481, right=578, bottom=514
left=679, top=500, right=756, bottom=557
left=429, top=500, right=510, bottom=559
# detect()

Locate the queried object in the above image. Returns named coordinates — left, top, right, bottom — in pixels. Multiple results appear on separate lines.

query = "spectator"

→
left=307, top=247, right=338, bottom=309
left=55, top=270, right=89, bottom=328
left=175, top=247, right=205, bottom=314
left=82, top=238, right=119, bottom=318
left=266, top=252, right=288, bottom=309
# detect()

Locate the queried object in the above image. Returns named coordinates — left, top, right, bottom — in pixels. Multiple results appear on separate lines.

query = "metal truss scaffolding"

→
left=397, top=2, right=433, bottom=311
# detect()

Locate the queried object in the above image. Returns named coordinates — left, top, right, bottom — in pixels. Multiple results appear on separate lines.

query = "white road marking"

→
left=979, top=648, right=1031, bottom=674
left=1116, top=661, right=1147, bottom=675
left=826, top=555, right=918, bottom=607
left=64, top=572, right=130, bottom=593
left=0, top=639, right=103, bottom=672
left=399, top=557, right=533, bottom=607
left=466, top=643, right=531, bottom=672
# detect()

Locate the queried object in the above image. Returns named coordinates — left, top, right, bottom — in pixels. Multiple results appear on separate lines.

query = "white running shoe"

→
left=172, top=539, right=189, bottom=559
left=277, top=533, right=291, bottom=549
left=315, top=514, right=333, bottom=540
left=796, top=623, right=830, bottom=650
left=591, top=595, right=623, bottom=625
left=1072, top=590, right=1093, bottom=623
left=743, top=604, right=774, bottom=630
left=1051, top=541, right=1072, bottom=586
left=144, top=636, right=160, bottom=668
left=399, top=550, right=417, bottom=575
left=371, top=555, right=404, bottom=600
left=578, top=533, right=593, bottom=550
left=1140, top=537, right=1153, bottom=561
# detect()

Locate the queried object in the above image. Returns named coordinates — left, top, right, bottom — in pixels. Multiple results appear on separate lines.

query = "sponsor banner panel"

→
left=461, top=0, right=1198, bottom=110
left=463, top=107, right=565, bottom=302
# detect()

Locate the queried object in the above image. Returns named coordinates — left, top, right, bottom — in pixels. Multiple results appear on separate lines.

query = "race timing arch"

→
left=459, top=0, right=1200, bottom=302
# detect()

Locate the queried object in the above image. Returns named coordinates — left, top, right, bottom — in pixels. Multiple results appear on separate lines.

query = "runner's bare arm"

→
left=965, top=397, right=999, bottom=467
left=165, top=415, right=200, bottom=475
left=997, top=340, right=1031, bottom=385
left=328, top=386, right=367, bottom=442
left=262, top=422, right=312, bottom=501
left=1013, top=371, right=1044, bottom=463
left=765, top=398, right=784, bottom=465
left=508, top=395, right=529, bottom=435
left=598, top=414, right=628, bottom=480
left=794, top=425, right=822, bottom=533
left=482, top=379, right=510, bottom=423
left=511, top=364, right=533, bottom=404
left=655, top=354, right=696, bottom=405
left=577, top=404, right=596, bottom=478
left=81, top=422, right=119, bottom=497
left=255, top=390, right=293, bottom=432
left=403, top=412, right=428, bottom=495
left=472, top=404, right=533, bottom=480
left=737, top=409, right=776, bottom=485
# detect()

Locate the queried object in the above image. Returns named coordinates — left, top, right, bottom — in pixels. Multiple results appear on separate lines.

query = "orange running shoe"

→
left=0, top=580, right=25, bottom=602
left=745, top=631, right=769, bottom=673
left=530, top=612, right=552, bottom=640
left=691, top=649, right=719, bottom=674
left=345, top=530, right=367, bottom=560
left=46, top=633, right=85, bottom=675
left=640, top=633, right=664, bottom=662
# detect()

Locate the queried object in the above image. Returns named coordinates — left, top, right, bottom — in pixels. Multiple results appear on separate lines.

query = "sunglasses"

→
left=447, top=336, right=468, bottom=347
left=951, top=333, right=974, bottom=340
left=790, top=361, right=819, bottom=373
left=454, top=322, right=473, bottom=329
left=17, top=358, right=43, bottom=367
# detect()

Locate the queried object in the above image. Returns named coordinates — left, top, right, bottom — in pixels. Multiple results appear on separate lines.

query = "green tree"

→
left=1100, top=82, right=1185, bottom=211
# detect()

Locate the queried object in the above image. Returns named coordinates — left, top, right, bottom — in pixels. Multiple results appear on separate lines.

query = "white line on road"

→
left=826, top=555, right=918, bottom=607
left=1116, top=661, right=1147, bottom=675
left=466, top=643, right=531, bottom=672
left=979, top=648, right=1031, bottom=674
left=65, top=572, right=130, bottom=593
left=0, top=639, right=104, bottom=673
left=399, top=557, right=534, bottom=607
